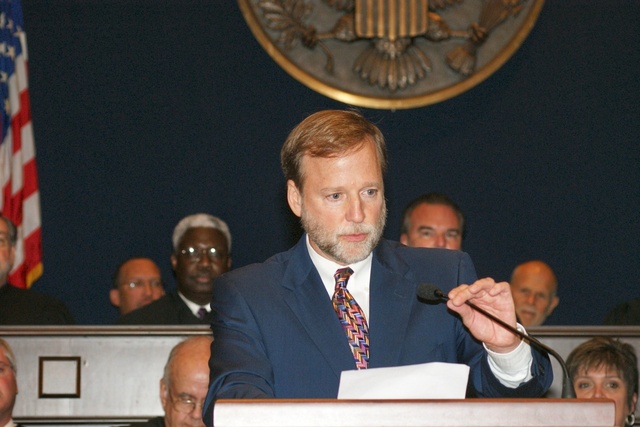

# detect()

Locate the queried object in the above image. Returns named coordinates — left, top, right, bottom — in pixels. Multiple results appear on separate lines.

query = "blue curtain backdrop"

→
left=21, top=0, right=639, bottom=324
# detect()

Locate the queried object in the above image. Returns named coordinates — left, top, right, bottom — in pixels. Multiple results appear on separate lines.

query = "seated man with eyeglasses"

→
left=129, top=336, right=212, bottom=427
left=110, top=257, right=165, bottom=318
left=118, top=214, right=232, bottom=325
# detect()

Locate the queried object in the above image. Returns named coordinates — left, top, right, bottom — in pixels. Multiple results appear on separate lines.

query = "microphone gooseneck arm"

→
left=417, top=284, right=576, bottom=398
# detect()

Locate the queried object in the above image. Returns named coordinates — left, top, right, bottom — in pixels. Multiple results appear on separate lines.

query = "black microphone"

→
left=417, top=283, right=576, bottom=399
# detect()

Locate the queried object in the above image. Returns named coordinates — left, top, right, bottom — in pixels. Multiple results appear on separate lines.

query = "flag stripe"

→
left=22, top=157, right=36, bottom=195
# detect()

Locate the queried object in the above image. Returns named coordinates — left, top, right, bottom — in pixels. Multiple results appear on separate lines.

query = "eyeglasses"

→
left=179, top=246, right=226, bottom=262
left=122, top=279, right=163, bottom=289
left=170, top=394, right=204, bottom=414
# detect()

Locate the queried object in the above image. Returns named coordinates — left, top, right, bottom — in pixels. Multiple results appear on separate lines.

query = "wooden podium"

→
left=213, top=399, right=615, bottom=427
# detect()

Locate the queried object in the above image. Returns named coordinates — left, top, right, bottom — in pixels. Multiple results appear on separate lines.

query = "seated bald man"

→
left=110, top=257, right=165, bottom=317
left=130, top=336, right=213, bottom=427
left=510, top=260, right=559, bottom=327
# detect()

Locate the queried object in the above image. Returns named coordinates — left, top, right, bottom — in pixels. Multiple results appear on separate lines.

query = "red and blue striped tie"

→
left=332, top=267, right=369, bottom=369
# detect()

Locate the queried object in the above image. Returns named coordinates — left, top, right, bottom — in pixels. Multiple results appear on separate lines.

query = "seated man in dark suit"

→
left=0, top=216, right=75, bottom=325
left=203, top=110, right=553, bottom=426
left=130, top=336, right=212, bottom=427
left=118, top=214, right=231, bottom=325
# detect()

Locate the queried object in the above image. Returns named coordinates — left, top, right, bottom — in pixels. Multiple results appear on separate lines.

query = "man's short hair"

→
left=0, top=337, right=17, bottom=373
left=171, top=214, right=232, bottom=253
left=0, top=216, right=18, bottom=247
left=281, top=110, right=388, bottom=190
left=401, top=192, right=465, bottom=236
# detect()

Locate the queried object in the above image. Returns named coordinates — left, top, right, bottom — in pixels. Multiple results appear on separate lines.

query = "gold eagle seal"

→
left=239, top=0, right=544, bottom=109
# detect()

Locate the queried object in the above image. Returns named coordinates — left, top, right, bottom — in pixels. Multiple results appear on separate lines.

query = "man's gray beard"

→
left=301, top=204, right=387, bottom=265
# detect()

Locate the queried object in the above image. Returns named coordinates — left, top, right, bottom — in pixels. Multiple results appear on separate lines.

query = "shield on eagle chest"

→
left=355, top=0, right=429, bottom=41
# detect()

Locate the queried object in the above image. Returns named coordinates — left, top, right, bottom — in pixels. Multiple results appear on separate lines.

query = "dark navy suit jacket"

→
left=0, top=283, right=75, bottom=325
left=203, top=237, right=552, bottom=425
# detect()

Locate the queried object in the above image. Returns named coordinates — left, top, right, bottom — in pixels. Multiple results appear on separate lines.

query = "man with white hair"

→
left=118, top=214, right=232, bottom=325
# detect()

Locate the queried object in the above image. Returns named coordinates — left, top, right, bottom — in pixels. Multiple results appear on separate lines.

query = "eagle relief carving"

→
left=239, top=0, right=543, bottom=108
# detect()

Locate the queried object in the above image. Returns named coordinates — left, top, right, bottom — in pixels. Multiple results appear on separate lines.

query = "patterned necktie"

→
left=332, top=267, right=369, bottom=369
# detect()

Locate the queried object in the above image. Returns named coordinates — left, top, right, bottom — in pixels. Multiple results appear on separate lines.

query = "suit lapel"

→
left=368, top=240, right=414, bottom=367
left=174, top=292, right=202, bottom=324
left=281, top=237, right=357, bottom=379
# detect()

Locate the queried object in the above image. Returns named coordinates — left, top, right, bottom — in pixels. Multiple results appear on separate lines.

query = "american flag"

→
left=0, top=0, right=42, bottom=288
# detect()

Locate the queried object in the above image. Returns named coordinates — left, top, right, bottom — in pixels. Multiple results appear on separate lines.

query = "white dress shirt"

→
left=178, top=291, right=210, bottom=317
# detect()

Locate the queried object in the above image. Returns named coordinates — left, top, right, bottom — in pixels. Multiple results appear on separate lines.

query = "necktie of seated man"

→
left=197, top=307, right=208, bottom=320
left=332, top=267, right=369, bottom=369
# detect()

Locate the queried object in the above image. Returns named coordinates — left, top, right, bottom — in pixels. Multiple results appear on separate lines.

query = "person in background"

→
left=0, top=338, right=18, bottom=427
left=203, top=110, right=552, bottom=426
left=567, top=337, right=638, bottom=427
left=118, top=214, right=231, bottom=325
left=509, top=260, right=559, bottom=327
left=130, top=336, right=213, bottom=427
left=399, top=192, right=464, bottom=250
left=0, top=216, right=75, bottom=325
left=110, top=257, right=165, bottom=317
left=604, top=298, right=640, bottom=326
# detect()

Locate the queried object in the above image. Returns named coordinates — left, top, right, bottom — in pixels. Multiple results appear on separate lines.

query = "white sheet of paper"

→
left=337, top=362, right=470, bottom=399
